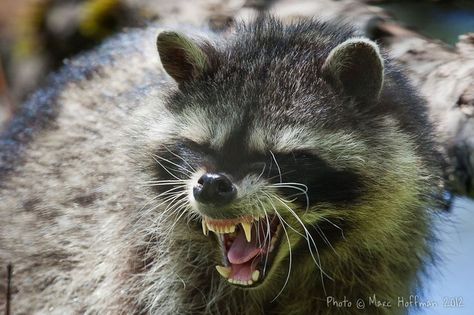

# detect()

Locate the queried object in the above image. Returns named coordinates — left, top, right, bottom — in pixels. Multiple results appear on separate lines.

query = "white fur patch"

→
left=177, top=107, right=237, bottom=149
left=248, top=125, right=370, bottom=169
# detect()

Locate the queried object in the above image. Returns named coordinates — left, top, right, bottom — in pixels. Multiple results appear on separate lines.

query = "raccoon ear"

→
left=322, top=38, right=384, bottom=102
left=157, top=31, right=213, bottom=84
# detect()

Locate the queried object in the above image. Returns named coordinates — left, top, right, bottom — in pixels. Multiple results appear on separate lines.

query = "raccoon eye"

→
left=291, top=151, right=313, bottom=160
left=179, top=140, right=214, bottom=156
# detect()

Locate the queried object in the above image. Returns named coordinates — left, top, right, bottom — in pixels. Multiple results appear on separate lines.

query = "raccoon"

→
left=0, top=17, right=442, bottom=315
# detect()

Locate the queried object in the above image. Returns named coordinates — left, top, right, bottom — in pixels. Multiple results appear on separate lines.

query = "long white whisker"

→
left=143, top=183, right=188, bottom=188
left=162, top=145, right=197, bottom=173
left=268, top=205, right=292, bottom=302
left=151, top=155, right=182, bottom=180
left=140, top=179, right=188, bottom=184
left=269, top=183, right=310, bottom=212
left=256, top=197, right=274, bottom=278
left=265, top=170, right=295, bottom=182
left=321, top=217, right=345, bottom=240
left=270, top=193, right=332, bottom=291
left=152, top=154, right=194, bottom=175
left=313, top=224, right=337, bottom=254
left=269, top=150, right=282, bottom=183
left=136, top=188, right=188, bottom=226
left=256, top=163, right=267, bottom=181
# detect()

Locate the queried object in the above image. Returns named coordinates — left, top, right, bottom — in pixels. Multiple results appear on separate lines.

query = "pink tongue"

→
left=227, top=228, right=260, bottom=264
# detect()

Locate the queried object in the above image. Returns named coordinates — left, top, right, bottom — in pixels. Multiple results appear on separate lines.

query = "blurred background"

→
left=0, top=0, right=473, bottom=314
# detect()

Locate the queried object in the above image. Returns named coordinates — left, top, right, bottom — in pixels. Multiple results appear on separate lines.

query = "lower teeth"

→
left=251, top=270, right=260, bottom=282
left=229, top=278, right=254, bottom=286
left=215, top=266, right=261, bottom=285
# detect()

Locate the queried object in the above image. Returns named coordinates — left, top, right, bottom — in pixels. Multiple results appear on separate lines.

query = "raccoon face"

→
left=148, top=25, right=414, bottom=291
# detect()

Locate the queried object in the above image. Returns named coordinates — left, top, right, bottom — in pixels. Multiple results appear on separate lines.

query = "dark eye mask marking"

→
left=267, top=151, right=365, bottom=206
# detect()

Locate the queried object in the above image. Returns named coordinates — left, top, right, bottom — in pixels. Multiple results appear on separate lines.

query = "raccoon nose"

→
left=193, top=173, right=237, bottom=206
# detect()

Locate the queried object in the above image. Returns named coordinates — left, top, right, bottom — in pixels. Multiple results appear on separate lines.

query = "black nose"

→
left=193, top=173, right=237, bottom=206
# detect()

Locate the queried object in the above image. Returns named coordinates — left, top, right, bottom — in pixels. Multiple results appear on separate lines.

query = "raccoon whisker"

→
left=140, top=179, right=188, bottom=183
left=151, top=155, right=183, bottom=180
left=271, top=213, right=292, bottom=302
left=262, top=195, right=292, bottom=302
left=312, top=224, right=337, bottom=255
left=262, top=203, right=273, bottom=249
left=256, top=216, right=262, bottom=248
left=144, top=191, right=188, bottom=226
left=135, top=193, right=180, bottom=227
left=256, top=197, right=273, bottom=278
left=265, top=170, right=296, bottom=182
left=269, top=193, right=333, bottom=285
left=268, top=183, right=310, bottom=213
left=162, top=145, right=197, bottom=173
left=142, top=185, right=188, bottom=211
left=262, top=193, right=311, bottom=241
left=139, top=180, right=188, bottom=186
left=140, top=194, right=189, bottom=256
left=166, top=204, right=192, bottom=236
left=157, top=194, right=189, bottom=223
left=271, top=195, right=325, bottom=261
left=270, top=182, right=308, bottom=189
left=152, top=154, right=194, bottom=175
left=150, top=198, right=189, bottom=239
left=261, top=209, right=272, bottom=251
left=136, top=189, right=187, bottom=225
left=143, top=183, right=188, bottom=188
left=269, top=151, right=282, bottom=183
left=320, top=217, right=345, bottom=239
left=256, top=163, right=267, bottom=181
left=253, top=203, right=270, bottom=250
left=268, top=185, right=308, bottom=193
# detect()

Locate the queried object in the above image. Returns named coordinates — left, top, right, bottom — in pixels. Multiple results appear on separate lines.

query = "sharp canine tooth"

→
left=207, top=222, right=214, bottom=232
left=202, top=220, right=208, bottom=236
left=252, top=270, right=260, bottom=282
left=241, top=222, right=252, bottom=242
left=215, top=265, right=231, bottom=279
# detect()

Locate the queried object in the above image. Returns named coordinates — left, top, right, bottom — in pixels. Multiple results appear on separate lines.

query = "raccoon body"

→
left=0, top=17, right=441, bottom=314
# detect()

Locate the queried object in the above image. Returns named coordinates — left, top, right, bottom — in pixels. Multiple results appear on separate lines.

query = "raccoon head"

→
left=144, top=20, right=431, bottom=293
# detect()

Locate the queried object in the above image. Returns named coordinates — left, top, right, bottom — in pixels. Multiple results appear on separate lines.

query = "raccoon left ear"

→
left=322, top=38, right=384, bottom=102
left=157, top=31, right=213, bottom=85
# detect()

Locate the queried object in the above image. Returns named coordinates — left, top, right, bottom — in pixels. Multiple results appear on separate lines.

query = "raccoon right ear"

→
left=322, top=37, right=384, bottom=103
left=157, top=31, right=214, bottom=84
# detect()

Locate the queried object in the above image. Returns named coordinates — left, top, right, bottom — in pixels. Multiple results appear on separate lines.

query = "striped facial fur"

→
left=149, top=129, right=367, bottom=289
left=132, top=17, right=441, bottom=312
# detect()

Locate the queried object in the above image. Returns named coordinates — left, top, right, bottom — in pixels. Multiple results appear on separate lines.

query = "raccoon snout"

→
left=193, top=173, right=237, bottom=206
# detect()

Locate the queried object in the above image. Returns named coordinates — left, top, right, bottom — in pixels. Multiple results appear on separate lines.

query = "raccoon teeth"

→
left=241, top=222, right=252, bottom=242
left=215, top=265, right=231, bottom=279
left=251, top=270, right=260, bottom=282
left=202, top=220, right=209, bottom=236
left=227, top=278, right=253, bottom=286
left=203, top=216, right=254, bottom=241
left=204, top=220, right=237, bottom=235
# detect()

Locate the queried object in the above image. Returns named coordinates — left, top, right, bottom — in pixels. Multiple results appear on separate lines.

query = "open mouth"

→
left=202, top=215, right=282, bottom=287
